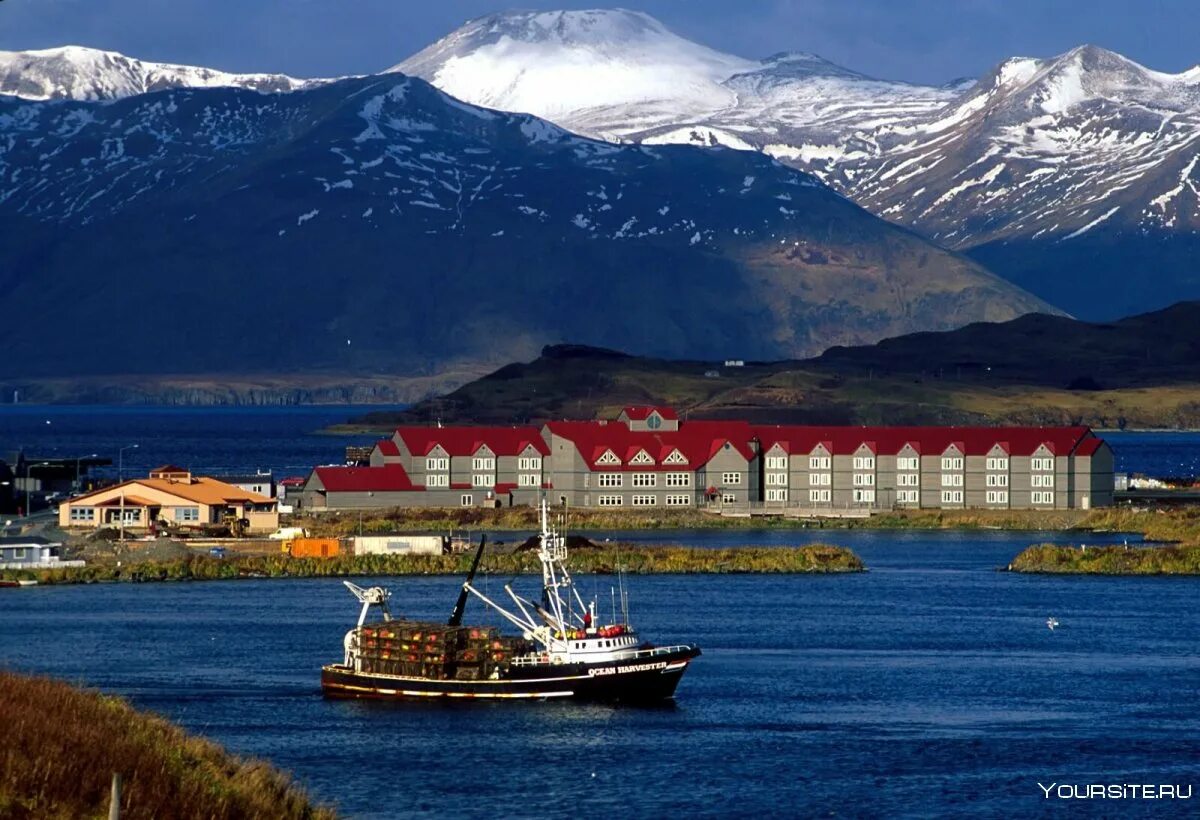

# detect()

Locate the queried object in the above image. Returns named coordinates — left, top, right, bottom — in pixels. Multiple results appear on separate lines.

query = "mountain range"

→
left=2, top=8, right=1197, bottom=389
left=398, top=10, right=1200, bottom=320
left=0, top=69, right=1045, bottom=383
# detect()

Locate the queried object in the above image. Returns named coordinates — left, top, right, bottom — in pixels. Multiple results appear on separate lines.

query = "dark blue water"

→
left=0, top=405, right=400, bottom=480
left=0, top=407, right=1197, bottom=479
left=2, top=532, right=1196, bottom=818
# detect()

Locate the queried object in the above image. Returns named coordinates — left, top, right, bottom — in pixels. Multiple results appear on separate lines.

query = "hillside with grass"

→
left=343, top=302, right=1200, bottom=429
left=0, top=672, right=334, bottom=819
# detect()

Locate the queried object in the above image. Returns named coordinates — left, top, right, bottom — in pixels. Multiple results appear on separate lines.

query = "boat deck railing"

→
left=511, top=644, right=694, bottom=667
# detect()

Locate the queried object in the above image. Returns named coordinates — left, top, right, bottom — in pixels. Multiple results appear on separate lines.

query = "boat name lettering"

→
left=588, top=661, right=669, bottom=677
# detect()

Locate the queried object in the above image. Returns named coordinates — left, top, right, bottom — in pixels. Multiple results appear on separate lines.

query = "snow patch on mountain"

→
left=0, top=45, right=314, bottom=101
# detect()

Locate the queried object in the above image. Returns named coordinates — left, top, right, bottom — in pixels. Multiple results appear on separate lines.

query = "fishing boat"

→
left=321, top=501, right=700, bottom=702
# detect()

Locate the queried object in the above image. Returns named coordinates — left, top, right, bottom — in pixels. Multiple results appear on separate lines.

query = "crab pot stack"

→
left=354, top=622, right=533, bottom=680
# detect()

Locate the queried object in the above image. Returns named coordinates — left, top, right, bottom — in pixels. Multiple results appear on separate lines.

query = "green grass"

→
left=290, top=506, right=1093, bottom=534
left=1, top=545, right=864, bottom=585
left=1009, top=543, right=1200, bottom=575
left=0, top=671, right=335, bottom=819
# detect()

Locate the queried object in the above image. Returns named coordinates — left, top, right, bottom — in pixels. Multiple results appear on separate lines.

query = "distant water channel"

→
left=3, top=531, right=1197, bottom=817
left=0, top=406, right=1198, bottom=478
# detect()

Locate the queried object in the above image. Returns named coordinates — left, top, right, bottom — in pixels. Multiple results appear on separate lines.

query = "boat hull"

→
left=322, top=646, right=700, bottom=703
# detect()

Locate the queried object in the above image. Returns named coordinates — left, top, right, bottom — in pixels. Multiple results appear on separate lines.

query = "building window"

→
left=631, top=474, right=656, bottom=488
left=722, top=472, right=742, bottom=485
left=986, top=490, right=1009, bottom=504
left=853, top=489, right=875, bottom=503
left=1032, top=491, right=1055, bottom=505
left=766, top=456, right=787, bottom=470
left=460, top=494, right=473, bottom=506
left=598, top=474, right=622, bottom=488
left=471, top=456, right=495, bottom=470
left=809, top=472, right=831, bottom=486
left=427, top=457, right=449, bottom=471
left=809, top=489, right=831, bottom=503
left=596, top=451, right=621, bottom=466
left=597, top=495, right=623, bottom=507
left=121, top=509, right=141, bottom=523
left=630, top=451, right=655, bottom=466
left=69, top=507, right=95, bottom=522
left=766, top=489, right=788, bottom=502
left=664, top=450, right=688, bottom=465
left=941, top=473, right=963, bottom=487
left=427, top=474, right=449, bottom=488
left=941, top=456, right=963, bottom=471
left=898, top=473, right=919, bottom=487
left=1032, top=474, right=1055, bottom=488
left=853, top=473, right=875, bottom=487
left=472, top=474, right=494, bottom=488
left=897, top=490, right=919, bottom=504
left=518, top=456, right=541, bottom=470
left=809, top=456, right=830, bottom=470
left=721, top=493, right=737, bottom=504
left=853, top=456, right=875, bottom=470
left=766, top=472, right=787, bottom=486
left=897, top=456, right=919, bottom=471
left=12, top=548, right=26, bottom=560
left=941, top=490, right=963, bottom=504
left=631, top=495, right=657, bottom=507
left=665, top=472, right=691, bottom=487
left=1032, top=457, right=1054, bottom=471
left=986, top=474, right=1009, bottom=487
left=986, top=457, right=1009, bottom=471
left=173, top=507, right=199, bottom=522
left=665, top=494, right=691, bottom=506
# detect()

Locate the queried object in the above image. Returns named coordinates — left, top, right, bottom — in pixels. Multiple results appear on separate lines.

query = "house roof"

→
left=620, top=406, right=679, bottom=422
left=545, top=420, right=755, bottom=470
left=374, top=439, right=401, bottom=457
left=311, top=464, right=419, bottom=493
left=751, top=425, right=1098, bottom=458
left=150, top=465, right=188, bottom=474
left=0, top=536, right=60, bottom=546
left=93, top=495, right=158, bottom=507
left=393, top=426, right=549, bottom=457
left=279, top=476, right=306, bottom=487
left=68, top=477, right=274, bottom=507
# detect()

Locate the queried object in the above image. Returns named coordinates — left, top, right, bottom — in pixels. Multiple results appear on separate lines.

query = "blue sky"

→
left=1, top=0, right=1196, bottom=85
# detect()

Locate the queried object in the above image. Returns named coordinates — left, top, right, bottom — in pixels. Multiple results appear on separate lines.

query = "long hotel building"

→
left=299, top=407, right=1114, bottom=512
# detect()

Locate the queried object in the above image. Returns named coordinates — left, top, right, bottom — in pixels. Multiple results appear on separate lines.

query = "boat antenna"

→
left=448, top=534, right=487, bottom=627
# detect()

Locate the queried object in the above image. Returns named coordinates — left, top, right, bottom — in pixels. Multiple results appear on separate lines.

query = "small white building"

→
left=0, top=536, right=85, bottom=570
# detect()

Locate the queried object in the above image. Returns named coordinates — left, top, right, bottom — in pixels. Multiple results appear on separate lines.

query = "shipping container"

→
left=285, top=538, right=342, bottom=558
left=352, top=535, right=446, bottom=556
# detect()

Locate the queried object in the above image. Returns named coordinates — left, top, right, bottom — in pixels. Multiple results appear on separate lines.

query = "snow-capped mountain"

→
left=0, top=46, right=313, bottom=100
left=0, top=72, right=1049, bottom=379
left=400, top=11, right=1200, bottom=319
left=398, top=10, right=958, bottom=155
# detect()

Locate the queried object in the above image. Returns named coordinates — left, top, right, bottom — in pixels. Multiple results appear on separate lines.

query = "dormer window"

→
left=596, top=450, right=621, bottom=466
left=630, top=450, right=654, bottom=466
left=664, top=449, right=688, bottom=465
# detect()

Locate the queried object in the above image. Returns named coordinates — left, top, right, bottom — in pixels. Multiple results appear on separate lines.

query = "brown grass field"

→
left=0, top=672, right=335, bottom=819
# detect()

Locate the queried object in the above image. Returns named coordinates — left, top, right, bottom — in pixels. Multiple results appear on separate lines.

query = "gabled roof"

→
left=393, top=426, right=549, bottom=458
left=68, top=477, right=273, bottom=506
left=374, top=440, right=400, bottom=457
left=751, top=425, right=1097, bottom=458
left=544, top=420, right=755, bottom=470
left=312, top=464, right=418, bottom=493
left=621, top=406, right=679, bottom=421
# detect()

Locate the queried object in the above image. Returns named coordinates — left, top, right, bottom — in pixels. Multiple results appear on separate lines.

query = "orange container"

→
left=287, top=538, right=342, bottom=558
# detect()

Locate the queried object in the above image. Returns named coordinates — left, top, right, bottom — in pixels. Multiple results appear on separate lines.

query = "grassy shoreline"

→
left=290, top=506, right=1095, bottom=535
left=0, top=671, right=334, bottom=819
left=2, top=545, right=865, bottom=586
left=1009, top=543, right=1200, bottom=575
